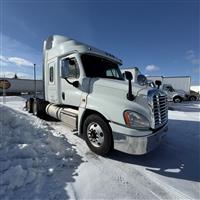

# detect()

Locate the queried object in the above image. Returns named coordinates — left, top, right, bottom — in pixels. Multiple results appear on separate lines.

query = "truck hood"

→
left=87, top=78, right=156, bottom=127
left=90, top=78, right=148, bottom=96
left=176, top=89, right=186, bottom=95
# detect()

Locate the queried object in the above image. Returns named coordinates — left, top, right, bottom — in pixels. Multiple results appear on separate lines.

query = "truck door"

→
left=60, top=56, right=82, bottom=107
left=163, top=85, right=173, bottom=101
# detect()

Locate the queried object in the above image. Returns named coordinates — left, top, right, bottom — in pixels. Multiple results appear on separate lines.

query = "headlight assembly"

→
left=124, top=111, right=150, bottom=129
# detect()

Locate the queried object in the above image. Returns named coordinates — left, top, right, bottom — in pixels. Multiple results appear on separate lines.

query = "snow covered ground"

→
left=0, top=96, right=199, bottom=200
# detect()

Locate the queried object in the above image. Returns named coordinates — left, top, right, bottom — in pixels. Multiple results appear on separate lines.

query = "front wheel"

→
left=83, top=114, right=113, bottom=156
left=32, top=99, right=48, bottom=117
left=173, top=96, right=182, bottom=103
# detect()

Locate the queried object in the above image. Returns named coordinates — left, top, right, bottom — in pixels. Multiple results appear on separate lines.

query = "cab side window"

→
left=166, top=86, right=171, bottom=92
left=61, top=58, right=79, bottom=79
left=49, top=66, right=54, bottom=83
left=106, top=68, right=120, bottom=78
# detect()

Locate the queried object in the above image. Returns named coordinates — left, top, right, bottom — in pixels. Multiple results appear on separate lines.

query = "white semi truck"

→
left=26, top=35, right=168, bottom=156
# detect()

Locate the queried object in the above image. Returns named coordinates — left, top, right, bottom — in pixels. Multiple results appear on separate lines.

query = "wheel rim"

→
left=191, top=97, right=195, bottom=101
left=175, top=98, right=180, bottom=103
left=87, top=122, right=104, bottom=148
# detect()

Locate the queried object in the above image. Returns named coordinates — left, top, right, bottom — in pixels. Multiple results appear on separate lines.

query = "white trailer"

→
left=0, top=78, right=43, bottom=95
left=163, top=76, right=190, bottom=94
left=147, top=76, right=191, bottom=93
left=147, top=76, right=199, bottom=101
left=25, top=35, right=168, bottom=156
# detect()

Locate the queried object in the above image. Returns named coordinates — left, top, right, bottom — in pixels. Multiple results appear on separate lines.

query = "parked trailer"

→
left=147, top=76, right=190, bottom=93
left=26, top=35, right=168, bottom=156
left=0, top=78, right=43, bottom=95
left=147, top=76, right=198, bottom=101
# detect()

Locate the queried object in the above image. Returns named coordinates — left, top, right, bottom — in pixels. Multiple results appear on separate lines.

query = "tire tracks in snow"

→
left=145, top=171, right=193, bottom=200
left=53, top=125, right=169, bottom=199
left=39, top=119, right=193, bottom=200
left=57, top=125, right=193, bottom=200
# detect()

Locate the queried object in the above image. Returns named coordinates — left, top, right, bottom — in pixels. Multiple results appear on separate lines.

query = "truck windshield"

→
left=166, top=86, right=175, bottom=92
left=81, top=54, right=124, bottom=80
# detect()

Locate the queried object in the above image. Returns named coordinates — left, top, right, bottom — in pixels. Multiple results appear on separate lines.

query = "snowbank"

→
left=0, top=105, right=83, bottom=200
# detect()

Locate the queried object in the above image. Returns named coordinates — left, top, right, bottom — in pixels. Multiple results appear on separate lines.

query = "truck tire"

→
left=26, top=98, right=34, bottom=113
left=83, top=114, right=113, bottom=156
left=173, top=96, right=182, bottom=103
left=32, top=99, right=48, bottom=117
left=189, top=96, right=197, bottom=101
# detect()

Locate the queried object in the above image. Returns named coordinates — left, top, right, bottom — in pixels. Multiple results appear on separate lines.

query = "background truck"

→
left=147, top=76, right=199, bottom=102
left=26, top=35, right=168, bottom=156
left=121, top=71, right=186, bottom=103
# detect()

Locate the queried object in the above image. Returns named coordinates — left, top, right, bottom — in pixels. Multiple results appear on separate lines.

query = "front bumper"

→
left=110, top=122, right=168, bottom=155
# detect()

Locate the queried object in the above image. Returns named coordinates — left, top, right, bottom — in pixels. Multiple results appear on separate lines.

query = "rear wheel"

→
left=173, top=96, right=182, bottom=103
left=189, top=96, right=197, bottom=101
left=83, top=114, right=113, bottom=156
left=32, top=99, right=48, bottom=117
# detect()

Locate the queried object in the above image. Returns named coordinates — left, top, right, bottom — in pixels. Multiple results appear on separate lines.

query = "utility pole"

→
left=34, top=63, right=36, bottom=98
left=3, top=74, right=6, bottom=104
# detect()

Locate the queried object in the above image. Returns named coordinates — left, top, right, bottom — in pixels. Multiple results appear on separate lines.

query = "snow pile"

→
left=0, top=105, right=83, bottom=200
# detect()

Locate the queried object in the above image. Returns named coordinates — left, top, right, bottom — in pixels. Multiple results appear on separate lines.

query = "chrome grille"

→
left=153, top=94, right=168, bottom=129
left=148, top=89, right=168, bottom=129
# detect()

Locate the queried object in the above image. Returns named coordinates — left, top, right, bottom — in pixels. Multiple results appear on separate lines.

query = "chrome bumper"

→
left=110, top=122, right=168, bottom=155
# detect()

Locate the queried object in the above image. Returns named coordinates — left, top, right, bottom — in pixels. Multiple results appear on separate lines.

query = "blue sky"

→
left=0, top=0, right=199, bottom=84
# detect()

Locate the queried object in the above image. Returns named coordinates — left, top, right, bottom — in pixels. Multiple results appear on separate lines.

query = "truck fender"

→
left=78, top=108, right=111, bottom=136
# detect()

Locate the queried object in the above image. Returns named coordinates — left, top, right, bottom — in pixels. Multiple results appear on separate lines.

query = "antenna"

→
left=3, top=74, right=6, bottom=104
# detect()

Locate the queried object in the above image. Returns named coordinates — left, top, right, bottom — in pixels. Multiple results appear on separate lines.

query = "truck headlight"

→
left=124, top=111, right=150, bottom=129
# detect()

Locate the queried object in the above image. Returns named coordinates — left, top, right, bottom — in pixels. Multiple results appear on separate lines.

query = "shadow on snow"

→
left=108, top=119, right=200, bottom=183
left=168, top=101, right=200, bottom=112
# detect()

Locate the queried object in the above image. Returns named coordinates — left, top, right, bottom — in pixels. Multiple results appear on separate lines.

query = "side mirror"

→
left=155, top=80, right=162, bottom=89
left=125, top=71, right=133, bottom=81
left=124, top=71, right=134, bottom=101
left=61, top=59, right=76, bottom=79
left=72, top=81, right=79, bottom=88
left=64, top=78, right=79, bottom=88
left=137, top=74, right=147, bottom=86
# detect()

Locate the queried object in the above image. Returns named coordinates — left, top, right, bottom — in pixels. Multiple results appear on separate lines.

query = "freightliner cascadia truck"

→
left=26, top=35, right=168, bottom=156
